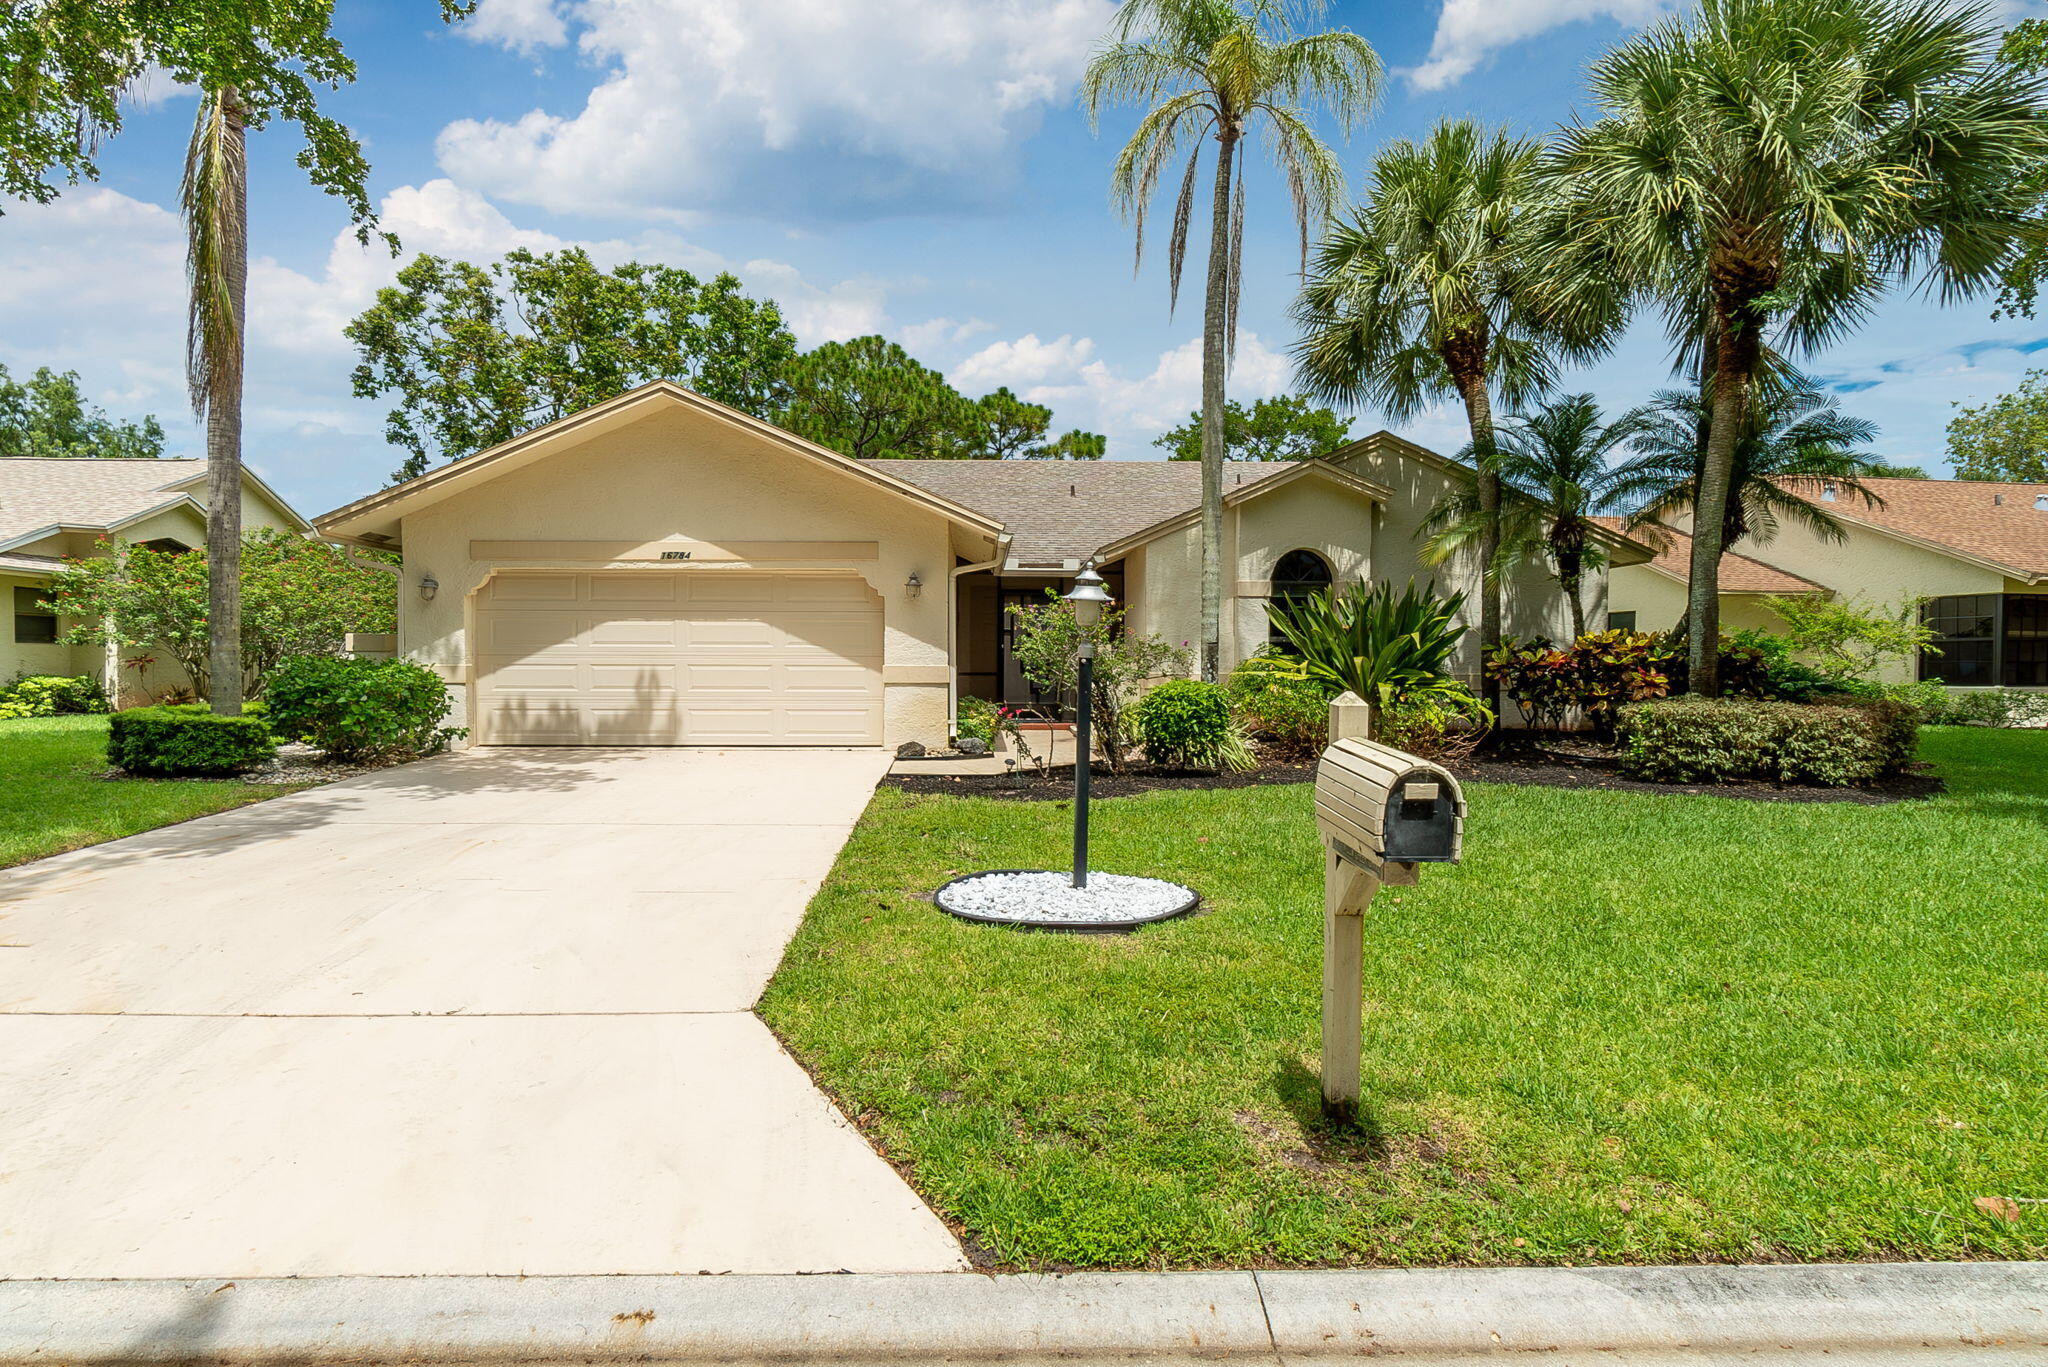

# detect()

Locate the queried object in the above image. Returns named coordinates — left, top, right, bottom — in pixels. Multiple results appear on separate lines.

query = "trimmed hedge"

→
left=107, top=704, right=276, bottom=777
left=0, top=673, right=110, bottom=719
left=1616, top=697, right=1919, bottom=787
left=263, top=655, right=454, bottom=761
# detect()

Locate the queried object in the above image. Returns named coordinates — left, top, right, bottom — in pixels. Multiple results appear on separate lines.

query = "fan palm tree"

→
left=1611, top=382, right=1891, bottom=550
left=1424, top=393, right=1652, bottom=640
left=1293, top=119, right=1597, bottom=711
left=185, top=86, right=249, bottom=714
left=1538, top=0, right=2048, bottom=694
left=1082, top=0, right=1381, bottom=680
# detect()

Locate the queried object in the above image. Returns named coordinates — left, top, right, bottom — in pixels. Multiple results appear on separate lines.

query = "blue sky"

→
left=3, top=0, right=2046, bottom=517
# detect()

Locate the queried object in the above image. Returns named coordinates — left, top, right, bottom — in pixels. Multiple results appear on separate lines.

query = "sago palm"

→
left=185, top=86, right=249, bottom=714
left=1611, top=382, right=1894, bottom=559
left=1424, top=394, right=1652, bottom=641
left=1538, top=0, right=2048, bottom=694
left=1082, top=0, right=1380, bottom=681
left=1293, top=119, right=1594, bottom=711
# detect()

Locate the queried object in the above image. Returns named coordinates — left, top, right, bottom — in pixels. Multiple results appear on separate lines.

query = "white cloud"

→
left=0, top=180, right=908, bottom=508
left=951, top=330, right=1292, bottom=453
left=1406, top=0, right=1673, bottom=90
left=437, top=0, right=1114, bottom=219
left=461, top=0, right=570, bottom=54
left=900, top=316, right=994, bottom=351
left=953, top=333, right=1096, bottom=391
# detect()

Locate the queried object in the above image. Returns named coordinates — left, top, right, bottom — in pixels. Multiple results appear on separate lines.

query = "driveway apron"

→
left=0, top=748, right=965, bottom=1278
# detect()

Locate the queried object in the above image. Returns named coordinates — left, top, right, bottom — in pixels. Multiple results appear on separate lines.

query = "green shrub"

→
left=1268, top=580, right=1472, bottom=716
left=1487, top=630, right=1674, bottom=735
left=263, top=655, right=455, bottom=761
left=107, top=704, right=276, bottom=776
left=1725, top=629, right=1850, bottom=703
left=1225, top=651, right=1330, bottom=757
left=1130, top=678, right=1251, bottom=771
left=1918, top=687, right=2048, bottom=728
left=1377, top=685, right=1492, bottom=763
left=0, top=673, right=110, bottom=717
left=954, top=694, right=999, bottom=746
left=1616, top=697, right=1919, bottom=787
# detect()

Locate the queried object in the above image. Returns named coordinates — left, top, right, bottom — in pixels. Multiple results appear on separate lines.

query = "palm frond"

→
left=183, top=88, right=246, bottom=419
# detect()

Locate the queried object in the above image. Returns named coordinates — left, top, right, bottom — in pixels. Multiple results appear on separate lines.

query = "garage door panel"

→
left=475, top=573, right=882, bottom=746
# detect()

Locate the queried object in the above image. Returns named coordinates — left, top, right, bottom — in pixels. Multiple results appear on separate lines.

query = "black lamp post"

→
left=1063, top=563, right=1112, bottom=889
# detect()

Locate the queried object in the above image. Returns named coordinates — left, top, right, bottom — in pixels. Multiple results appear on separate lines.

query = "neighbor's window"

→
left=1607, top=611, right=1638, bottom=631
left=13, top=586, right=57, bottom=644
left=1920, top=593, right=2048, bottom=687
left=1268, top=548, right=1333, bottom=647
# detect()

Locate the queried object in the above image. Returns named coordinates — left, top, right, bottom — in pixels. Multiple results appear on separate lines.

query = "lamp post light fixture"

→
left=1063, top=563, right=1112, bottom=889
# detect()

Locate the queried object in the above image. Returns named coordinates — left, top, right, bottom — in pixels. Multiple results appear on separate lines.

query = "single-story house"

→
left=1591, top=517, right=1830, bottom=637
left=1, top=457, right=308, bottom=702
left=313, top=381, right=1653, bottom=750
left=1603, top=476, right=2048, bottom=686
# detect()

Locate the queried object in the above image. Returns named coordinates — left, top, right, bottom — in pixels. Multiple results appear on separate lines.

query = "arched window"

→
left=1268, top=549, right=1332, bottom=648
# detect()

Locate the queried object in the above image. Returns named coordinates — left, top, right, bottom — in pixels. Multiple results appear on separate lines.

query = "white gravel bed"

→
left=936, top=869, right=1197, bottom=926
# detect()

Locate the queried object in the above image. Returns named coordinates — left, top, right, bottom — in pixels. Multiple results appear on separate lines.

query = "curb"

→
left=0, top=1263, right=2043, bottom=1364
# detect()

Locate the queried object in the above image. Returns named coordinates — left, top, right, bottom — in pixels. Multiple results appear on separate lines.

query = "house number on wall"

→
left=660, top=550, right=694, bottom=560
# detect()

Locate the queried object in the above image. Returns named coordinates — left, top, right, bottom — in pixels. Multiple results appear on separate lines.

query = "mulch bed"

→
left=102, top=742, right=414, bottom=788
left=1455, top=738, right=1946, bottom=805
left=885, top=734, right=1944, bottom=806
left=885, top=759, right=1317, bottom=802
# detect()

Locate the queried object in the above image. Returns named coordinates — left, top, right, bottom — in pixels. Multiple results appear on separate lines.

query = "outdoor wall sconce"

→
left=905, top=571, right=923, bottom=599
left=418, top=573, right=439, bottom=602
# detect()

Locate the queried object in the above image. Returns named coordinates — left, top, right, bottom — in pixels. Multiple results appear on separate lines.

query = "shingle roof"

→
left=0, top=457, right=207, bottom=551
left=1779, top=476, right=2048, bottom=581
left=1590, top=517, right=1825, bottom=594
left=858, top=459, right=1293, bottom=562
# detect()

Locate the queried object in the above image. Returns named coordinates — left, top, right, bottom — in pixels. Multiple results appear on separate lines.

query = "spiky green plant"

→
left=1266, top=580, right=1475, bottom=724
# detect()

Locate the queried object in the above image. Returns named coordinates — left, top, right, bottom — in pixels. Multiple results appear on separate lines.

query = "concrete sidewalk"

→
left=1, top=1263, right=2043, bottom=1365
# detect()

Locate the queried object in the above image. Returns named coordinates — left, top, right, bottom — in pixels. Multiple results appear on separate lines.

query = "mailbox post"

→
left=1312, top=692, right=1465, bottom=1125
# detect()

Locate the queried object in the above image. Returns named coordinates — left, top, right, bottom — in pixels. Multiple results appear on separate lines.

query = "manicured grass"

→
left=0, top=715, right=292, bottom=868
left=760, top=727, right=2048, bottom=1270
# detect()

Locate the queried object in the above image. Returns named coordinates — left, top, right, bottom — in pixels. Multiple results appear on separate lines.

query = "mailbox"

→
left=1313, top=737, right=1465, bottom=872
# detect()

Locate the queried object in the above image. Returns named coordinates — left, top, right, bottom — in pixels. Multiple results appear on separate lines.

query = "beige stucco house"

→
left=312, top=382, right=1652, bottom=750
left=1602, top=476, right=2048, bottom=686
left=1, top=457, right=308, bottom=702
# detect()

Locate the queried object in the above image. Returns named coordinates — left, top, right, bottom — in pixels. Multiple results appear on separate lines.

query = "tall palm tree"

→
left=1611, top=381, right=1892, bottom=557
left=1082, top=0, right=1380, bottom=681
left=185, top=86, right=248, bottom=714
left=1538, top=0, right=2048, bottom=695
left=1424, top=393, right=1652, bottom=640
left=1293, top=119, right=1593, bottom=711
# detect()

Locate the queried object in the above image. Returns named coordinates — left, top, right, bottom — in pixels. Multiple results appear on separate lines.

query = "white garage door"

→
left=473, top=572, right=883, bottom=746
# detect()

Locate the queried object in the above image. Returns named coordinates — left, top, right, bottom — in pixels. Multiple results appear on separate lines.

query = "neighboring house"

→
left=0, top=457, right=309, bottom=702
left=313, top=381, right=1652, bottom=750
left=1593, top=517, right=1829, bottom=637
left=1602, top=476, right=2048, bottom=686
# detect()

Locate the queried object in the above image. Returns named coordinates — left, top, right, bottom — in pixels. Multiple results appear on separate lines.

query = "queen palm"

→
left=1539, top=0, right=2048, bottom=694
left=1294, top=119, right=1593, bottom=710
left=1611, top=382, right=1892, bottom=560
left=185, top=86, right=249, bottom=714
left=1082, top=0, right=1380, bottom=681
left=1424, top=393, right=1651, bottom=640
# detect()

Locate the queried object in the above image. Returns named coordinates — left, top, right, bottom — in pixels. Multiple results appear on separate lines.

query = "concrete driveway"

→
left=0, top=748, right=965, bottom=1279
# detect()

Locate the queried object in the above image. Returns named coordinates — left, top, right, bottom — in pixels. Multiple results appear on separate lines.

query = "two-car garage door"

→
left=473, top=572, right=883, bottom=746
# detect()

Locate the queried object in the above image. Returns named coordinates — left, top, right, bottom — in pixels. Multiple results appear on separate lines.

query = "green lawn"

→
left=760, top=727, right=2048, bottom=1270
left=0, top=715, right=293, bottom=868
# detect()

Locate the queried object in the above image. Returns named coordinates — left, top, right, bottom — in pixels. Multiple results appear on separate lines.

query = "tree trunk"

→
left=1446, top=344, right=1500, bottom=713
left=205, top=90, right=249, bottom=715
left=1687, top=301, right=1757, bottom=698
left=1197, top=127, right=1238, bottom=683
left=1560, top=563, right=1586, bottom=640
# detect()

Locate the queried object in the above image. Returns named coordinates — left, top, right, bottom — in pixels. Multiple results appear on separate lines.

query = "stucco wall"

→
left=1227, top=473, right=1374, bottom=669
left=1605, top=566, right=1790, bottom=638
left=1333, top=442, right=1592, bottom=680
left=395, top=405, right=957, bottom=748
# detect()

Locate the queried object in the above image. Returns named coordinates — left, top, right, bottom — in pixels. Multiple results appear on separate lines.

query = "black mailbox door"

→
left=1381, top=780, right=1457, bottom=862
